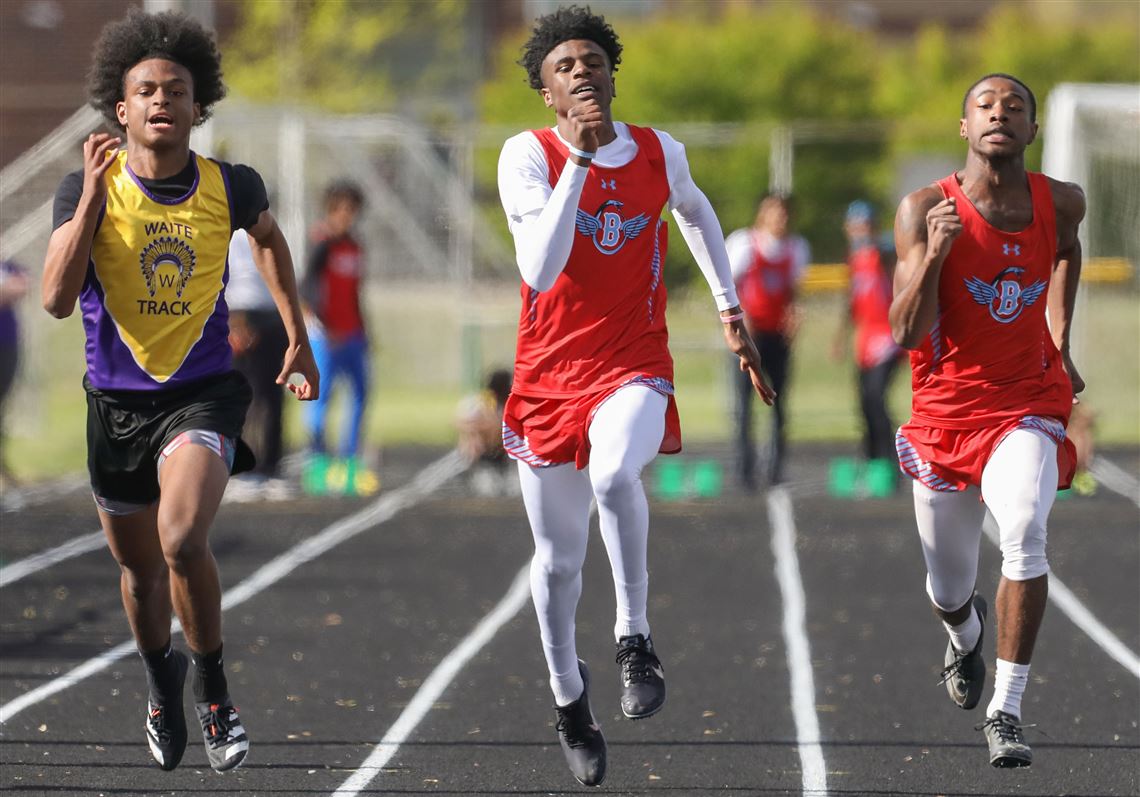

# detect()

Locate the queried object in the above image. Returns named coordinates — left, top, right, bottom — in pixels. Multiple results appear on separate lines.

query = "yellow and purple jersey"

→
left=78, top=152, right=242, bottom=390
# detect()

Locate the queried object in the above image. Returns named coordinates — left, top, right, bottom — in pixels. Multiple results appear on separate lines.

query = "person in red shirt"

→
left=498, top=7, right=773, bottom=786
left=890, top=74, right=1085, bottom=769
left=726, top=193, right=810, bottom=488
left=832, top=201, right=902, bottom=475
left=300, top=180, right=373, bottom=493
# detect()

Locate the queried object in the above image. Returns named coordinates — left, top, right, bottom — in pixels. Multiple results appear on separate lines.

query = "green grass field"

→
left=7, top=284, right=1136, bottom=482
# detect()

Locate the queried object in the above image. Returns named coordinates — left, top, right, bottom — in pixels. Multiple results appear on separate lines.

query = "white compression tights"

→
left=913, top=427, right=1058, bottom=613
left=518, top=385, right=667, bottom=705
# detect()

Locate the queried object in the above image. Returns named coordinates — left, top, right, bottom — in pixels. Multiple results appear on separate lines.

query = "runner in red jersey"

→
left=726, top=193, right=810, bottom=487
left=890, top=74, right=1085, bottom=769
left=831, top=200, right=902, bottom=472
left=498, top=7, right=773, bottom=787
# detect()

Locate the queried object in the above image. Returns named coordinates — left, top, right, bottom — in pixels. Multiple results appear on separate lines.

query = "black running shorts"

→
left=84, top=370, right=255, bottom=506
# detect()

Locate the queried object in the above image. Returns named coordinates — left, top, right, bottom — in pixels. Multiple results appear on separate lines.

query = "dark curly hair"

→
left=962, top=73, right=1036, bottom=123
left=519, top=5, right=622, bottom=90
left=87, top=8, right=226, bottom=131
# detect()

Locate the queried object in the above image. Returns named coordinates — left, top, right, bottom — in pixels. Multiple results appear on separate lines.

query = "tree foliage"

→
left=223, top=0, right=469, bottom=116
left=478, top=1, right=1137, bottom=286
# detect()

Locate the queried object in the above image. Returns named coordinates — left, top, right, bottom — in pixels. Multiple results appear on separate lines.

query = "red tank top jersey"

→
left=848, top=244, right=897, bottom=368
left=909, top=172, right=1072, bottom=429
left=737, top=235, right=795, bottom=334
left=513, top=126, right=672, bottom=398
left=315, top=234, right=365, bottom=338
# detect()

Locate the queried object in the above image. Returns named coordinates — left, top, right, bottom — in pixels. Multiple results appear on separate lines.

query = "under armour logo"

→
left=1003, top=243, right=1021, bottom=256
left=600, top=178, right=616, bottom=191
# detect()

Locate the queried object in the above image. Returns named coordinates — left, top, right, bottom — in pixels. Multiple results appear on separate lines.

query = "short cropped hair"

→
left=519, top=5, right=622, bottom=90
left=87, top=8, right=225, bottom=131
left=962, top=73, right=1037, bottom=122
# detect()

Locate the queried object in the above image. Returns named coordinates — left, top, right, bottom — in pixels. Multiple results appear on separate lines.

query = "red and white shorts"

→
left=502, top=375, right=681, bottom=470
left=896, top=415, right=1076, bottom=493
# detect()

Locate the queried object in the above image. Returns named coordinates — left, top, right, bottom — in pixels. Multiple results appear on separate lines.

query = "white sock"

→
left=943, top=605, right=982, bottom=654
left=986, top=659, right=1031, bottom=718
left=551, top=667, right=585, bottom=708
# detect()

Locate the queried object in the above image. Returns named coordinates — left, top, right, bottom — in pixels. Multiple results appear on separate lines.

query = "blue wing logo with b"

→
left=963, top=266, right=1047, bottom=324
left=575, top=199, right=651, bottom=255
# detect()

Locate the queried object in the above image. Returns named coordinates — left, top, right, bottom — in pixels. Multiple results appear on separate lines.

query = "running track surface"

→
left=1, top=444, right=1137, bottom=796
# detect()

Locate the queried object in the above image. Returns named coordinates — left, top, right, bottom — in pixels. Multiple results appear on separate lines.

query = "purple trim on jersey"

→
left=1013, top=416, right=1066, bottom=446
left=928, top=307, right=944, bottom=372
left=647, top=219, right=663, bottom=322
left=502, top=422, right=556, bottom=467
left=125, top=153, right=201, bottom=205
left=895, top=429, right=959, bottom=492
left=527, top=287, right=539, bottom=324
left=625, top=373, right=674, bottom=396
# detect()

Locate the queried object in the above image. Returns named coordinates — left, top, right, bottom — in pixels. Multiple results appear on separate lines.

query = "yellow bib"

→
left=91, top=152, right=231, bottom=384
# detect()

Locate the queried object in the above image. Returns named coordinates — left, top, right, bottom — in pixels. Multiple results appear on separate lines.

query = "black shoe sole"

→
left=991, top=755, right=1032, bottom=768
left=621, top=699, right=665, bottom=720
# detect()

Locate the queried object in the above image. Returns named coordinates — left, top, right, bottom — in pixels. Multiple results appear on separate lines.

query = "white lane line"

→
left=0, top=530, right=106, bottom=589
left=1089, top=455, right=1140, bottom=508
left=767, top=486, right=829, bottom=797
left=982, top=514, right=1140, bottom=680
left=333, top=565, right=532, bottom=796
left=0, top=451, right=466, bottom=725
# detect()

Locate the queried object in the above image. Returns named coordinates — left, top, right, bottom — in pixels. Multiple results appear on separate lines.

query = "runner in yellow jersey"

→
left=43, top=8, right=319, bottom=773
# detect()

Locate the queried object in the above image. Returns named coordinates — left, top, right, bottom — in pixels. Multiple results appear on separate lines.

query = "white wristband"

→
left=567, top=145, right=596, bottom=160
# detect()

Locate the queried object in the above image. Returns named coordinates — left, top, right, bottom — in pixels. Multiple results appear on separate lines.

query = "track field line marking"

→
left=334, top=501, right=597, bottom=795
left=982, top=514, right=1140, bottom=680
left=767, top=486, right=829, bottom=797
left=0, top=451, right=466, bottom=726
left=333, top=565, right=532, bottom=796
left=1089, top=455, right=1140, bottom=508
left=0, top=530, right=106, bottom=589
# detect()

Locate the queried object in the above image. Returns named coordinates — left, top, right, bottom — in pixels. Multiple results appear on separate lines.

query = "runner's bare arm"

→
left=246, top=210, right=320, bottom=400
left=42, top=133, right=120, bottom=318
left=1047, top=178, right=1087, bottom=399
left=889, top=186, right=958, bottom=349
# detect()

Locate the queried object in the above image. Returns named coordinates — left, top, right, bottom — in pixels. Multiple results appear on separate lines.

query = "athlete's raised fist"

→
left=925, top=197, right=963, bottom=262
left=81, top=133, right=121, bottom=204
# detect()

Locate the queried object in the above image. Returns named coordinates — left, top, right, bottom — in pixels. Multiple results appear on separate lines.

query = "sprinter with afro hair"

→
left=43, top=7, right=319, bottom=775
left=86, top=7, right=226, bottom=131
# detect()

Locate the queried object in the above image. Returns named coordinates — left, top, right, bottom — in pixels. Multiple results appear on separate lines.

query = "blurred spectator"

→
left=0, top=260, right=28, bottom=485
left=831, top=200, right=903, bottom=476
left=456, top=368, right=518, bottom=496
left=226, top=230, right=290, bottom=487
left=300, top=180, right=377, bottom=495
left=725, top=193, right=810, bottom=488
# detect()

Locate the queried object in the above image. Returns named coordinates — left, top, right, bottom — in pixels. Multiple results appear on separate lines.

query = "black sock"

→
left=140, top=639, right=178, bottom=701
left=190, top=644, right=228, bottom=704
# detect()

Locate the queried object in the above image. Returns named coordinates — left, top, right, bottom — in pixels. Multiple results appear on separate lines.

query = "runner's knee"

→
left=998, top=510, right=1049, bottom=580
left=589, top=460, right=641, bottom=508
left=925, top=573, right=975, bottom=615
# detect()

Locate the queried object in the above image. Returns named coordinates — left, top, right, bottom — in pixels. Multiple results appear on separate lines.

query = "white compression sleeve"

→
left=662, top=133, right=739, bottom=312
left=980, top=427, right=1057, bottom=581
left=587, top=385, right=668, bottom=641
left=505, top=159, right=589, bottom=292
left=518, top=460, right=595, bottom=705
left=913, top=480, right=987, bottom=612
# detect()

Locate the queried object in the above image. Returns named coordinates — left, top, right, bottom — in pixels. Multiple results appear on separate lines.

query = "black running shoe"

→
left=144, top=650, right=189, bottom=771
left=195, top=696, right=249, bottom=772
left=616, top=633, right=666, bottom=719
left=553, top=660, right=606, bottom=787
left=939, top=594, right=988, bottom=710
left=977, top=710, right=1034, bottom=768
